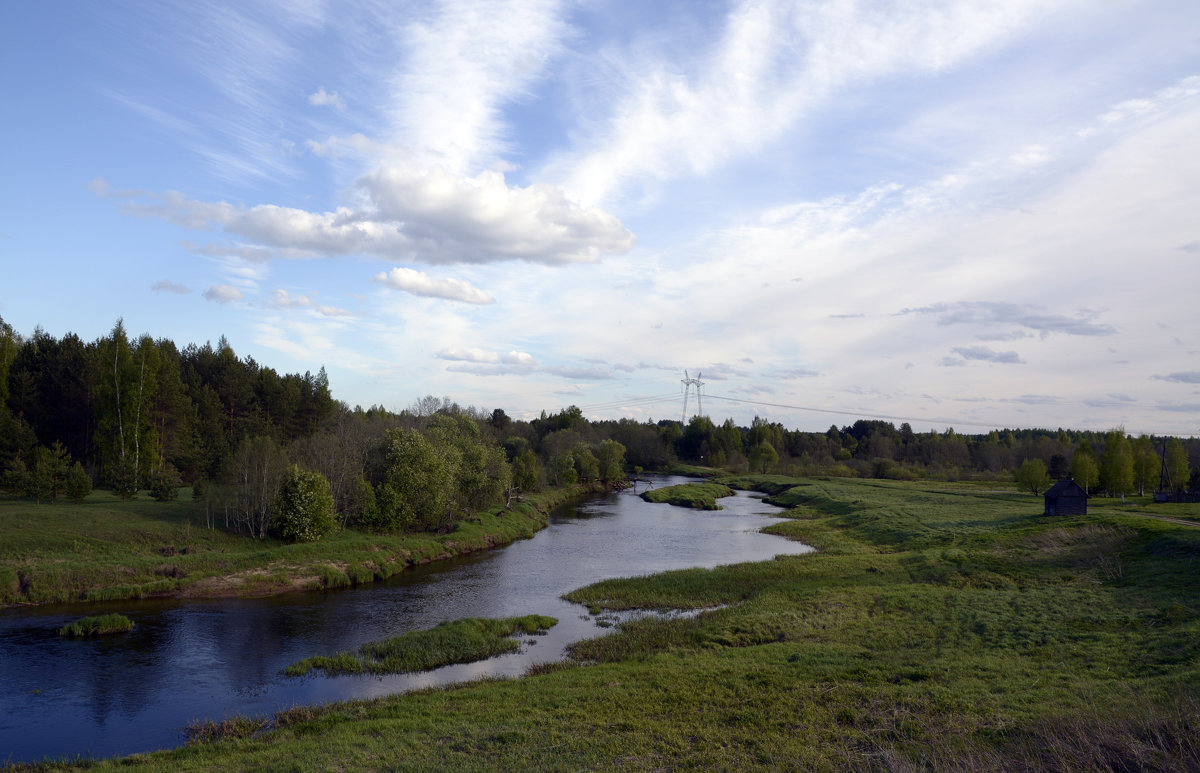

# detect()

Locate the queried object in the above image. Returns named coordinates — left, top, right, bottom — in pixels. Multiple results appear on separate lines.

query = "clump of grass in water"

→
left=285, top=614, right=557, bottom=676
left=57, top=613, right=135, bottom=638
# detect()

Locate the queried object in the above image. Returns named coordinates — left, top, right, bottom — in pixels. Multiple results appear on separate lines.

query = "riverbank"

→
left=25, top=475, right=1200, bottom=770
left=0, top=484, right=604, bottom=608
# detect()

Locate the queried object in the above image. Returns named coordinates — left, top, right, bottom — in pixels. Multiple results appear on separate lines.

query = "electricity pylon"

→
left=681, top=370, right=704, bottom=423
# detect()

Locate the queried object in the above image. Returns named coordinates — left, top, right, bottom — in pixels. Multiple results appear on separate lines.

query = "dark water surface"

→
left=0, top=477, right=811, bottom=763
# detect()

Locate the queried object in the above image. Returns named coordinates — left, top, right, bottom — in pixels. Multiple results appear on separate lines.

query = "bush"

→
left=109, top=458, right=138, bottom=499
left=273, top=465, right=337, bottom=543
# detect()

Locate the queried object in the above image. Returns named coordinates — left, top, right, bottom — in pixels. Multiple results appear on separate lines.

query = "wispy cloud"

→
left=269, top=289, right=352, bottom=317
left=898, top=302, right=1116, bottom=337
left=392, top=0, right=568, bottom=170
left=1153, top=371, right=1200, bottom=384
left=151, top=279, right=191, bottom=294
left=372, top=268, right=494, bottom=304
left=951, top=346, right=1023, bottom=363
left=553, top=0, right=1056, bottom=204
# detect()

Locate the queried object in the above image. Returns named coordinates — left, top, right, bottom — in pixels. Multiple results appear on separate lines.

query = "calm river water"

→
left=0, top=477, right=811, bottom=764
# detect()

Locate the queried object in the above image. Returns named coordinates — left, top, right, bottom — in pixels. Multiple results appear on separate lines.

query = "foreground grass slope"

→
left=0, top=486, right=595, bottom=607
left=27, top=477, right=1200, bottom=771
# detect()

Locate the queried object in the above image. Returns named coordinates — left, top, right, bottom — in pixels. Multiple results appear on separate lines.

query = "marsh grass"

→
left=31, top=477, right=1200, bottom=771
left=57, top=613, right=135, bottom=638
left=639, top=482, right=734, bottom=510
left=285, top=615, right=558, bottom=676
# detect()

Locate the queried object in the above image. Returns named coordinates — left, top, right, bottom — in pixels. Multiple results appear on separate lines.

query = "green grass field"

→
left=19, top=477, right=1200, bottom=771
left=0, top=486, right=595, bottom=607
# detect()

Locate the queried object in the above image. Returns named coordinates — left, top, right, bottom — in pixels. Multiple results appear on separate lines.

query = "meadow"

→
left=16, top=475, right=1198, bottom=771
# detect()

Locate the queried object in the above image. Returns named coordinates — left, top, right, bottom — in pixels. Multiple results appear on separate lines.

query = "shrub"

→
left=273, top=465, right=337, bottom=543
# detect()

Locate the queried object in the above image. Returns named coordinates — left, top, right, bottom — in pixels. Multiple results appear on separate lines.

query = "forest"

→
left=2, top=316, right=1198, bottom=543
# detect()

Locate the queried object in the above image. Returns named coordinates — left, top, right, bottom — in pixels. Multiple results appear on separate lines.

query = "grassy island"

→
left=286, top=615, right=558, bottom=676
left=639, top=482, right=735, bottom=510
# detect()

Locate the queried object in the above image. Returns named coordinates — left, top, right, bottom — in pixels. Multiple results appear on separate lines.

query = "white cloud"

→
left=372, top=267, right=494, bottom=304
left=151, top=279, right=191, bottom=294
left=203, top=285, right=245, bottom=303
left=98, top=163, right=634, bottom=266
left=308, top=87, right=346, bottom=111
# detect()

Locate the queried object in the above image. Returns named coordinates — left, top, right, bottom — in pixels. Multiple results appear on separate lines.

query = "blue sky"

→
left=2, top=0, right=1198, bottom=434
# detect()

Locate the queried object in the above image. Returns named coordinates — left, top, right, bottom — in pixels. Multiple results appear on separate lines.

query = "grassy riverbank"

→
left=0, top=485, right=598, bottom=608
left=21, top=476, right=1200, bottom=770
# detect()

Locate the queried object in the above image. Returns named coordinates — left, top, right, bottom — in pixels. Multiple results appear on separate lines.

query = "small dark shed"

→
left=1044, top=479, right=1088, bottom=516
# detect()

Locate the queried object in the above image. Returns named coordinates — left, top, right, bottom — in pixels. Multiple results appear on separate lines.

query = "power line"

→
left=703, top=393, right=1003, bottom=429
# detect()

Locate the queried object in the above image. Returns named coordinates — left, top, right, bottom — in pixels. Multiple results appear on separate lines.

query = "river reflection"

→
left=0, top=477, right=811, bottom=763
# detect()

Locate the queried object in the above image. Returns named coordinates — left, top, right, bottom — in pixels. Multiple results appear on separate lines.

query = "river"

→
left=0, top=477, right=811, bottom=764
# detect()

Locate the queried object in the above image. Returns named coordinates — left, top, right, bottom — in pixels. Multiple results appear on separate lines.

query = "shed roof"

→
left=1044, top=479, right=1088, bottom=498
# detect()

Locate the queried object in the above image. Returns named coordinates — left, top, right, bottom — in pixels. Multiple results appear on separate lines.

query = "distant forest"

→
left=2, top=317, right=1197, bottom=528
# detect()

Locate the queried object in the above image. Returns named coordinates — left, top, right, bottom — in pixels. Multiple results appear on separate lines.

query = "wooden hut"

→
left=1043, top=479, right=1088, bottom=516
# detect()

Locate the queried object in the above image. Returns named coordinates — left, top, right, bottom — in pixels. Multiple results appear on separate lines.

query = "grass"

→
left=285, top=615, right=558, bottom=676
left=19, top=476, right=1200, bottom=771
left=0, top=484, right=601, bottom=608
left=56, top=612, right=135, bottom=638
left=639, top=481, right=734, bottom=510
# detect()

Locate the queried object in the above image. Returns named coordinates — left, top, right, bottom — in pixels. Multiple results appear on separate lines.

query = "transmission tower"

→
left=681, top=370, right=704, bottom=423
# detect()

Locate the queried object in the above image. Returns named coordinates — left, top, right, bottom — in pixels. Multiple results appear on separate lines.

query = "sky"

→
left=2, top=0, right=1198, bottom=436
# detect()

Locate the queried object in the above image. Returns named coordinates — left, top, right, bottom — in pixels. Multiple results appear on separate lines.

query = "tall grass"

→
left=57, top=613, right=135, bottom=637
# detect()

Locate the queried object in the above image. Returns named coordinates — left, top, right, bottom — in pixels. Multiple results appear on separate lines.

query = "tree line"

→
left=3, top=317, right=1198, bottom=537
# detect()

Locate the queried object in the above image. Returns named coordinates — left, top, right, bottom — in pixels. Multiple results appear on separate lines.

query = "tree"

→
left=66, top=462, right=91, bottom=503
left=273, top=465, right=337, bottom=543
left=373, top=429, right=456, bottom=532
left=1070, top=445, right=1100, bottom=495
left=224, top=435, right=288, bottom=538
left=748, top=441, right=779, bottom=474
left=1015, top=458, right=1050, bottom=495
left=1165, top=439, right=1190, bottom=493
left=573, top=445, right=599, bottom=483
left=1100, top=429, right=1134, bottom=501
left=511, top=449, right=540, bottom=494
left=426, top=413, right=510, bottom=515
left=1131, top=436, right=1157, bottom=496
left=149, top=463, right=182, bottom=501
left=596, top=439, right=626, bottom=484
